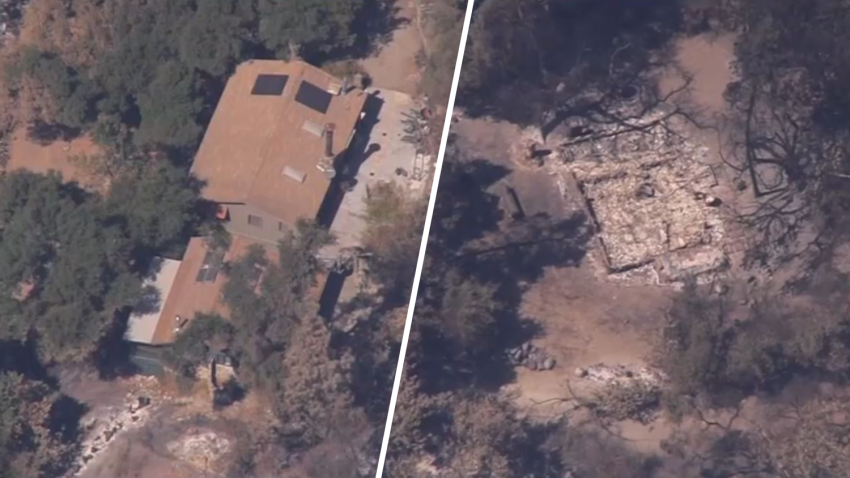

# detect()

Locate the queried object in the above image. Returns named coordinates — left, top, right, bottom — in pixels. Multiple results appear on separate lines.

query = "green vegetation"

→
left=3, top=0, right=373, bottom=153
left=388, top=0, right=850, bottom=476
left=6, top=46, right=97, bottom=130
left=0, top=172, right=137, bottom=362
left=419, top=0, right=466, bottom=108
left=258, top=0, right=363, bottom=58
left=0, top=165, right=200, bottom=474
left=385, top=142, right=594, bottom=475
left=0, top=0, right=422, bottom=475
left=662, top=288, right=850, bottom=397
left=159, top=219, right=395, bottom=475
left=361, top=181, right=426, bottom=301
left=165, top=313, right=234, bottom=377
left=0, top=372, right=79, bottom=478
left=220, top=220, right=335, bottom=389
left=459, top=0, right=681, bottom=124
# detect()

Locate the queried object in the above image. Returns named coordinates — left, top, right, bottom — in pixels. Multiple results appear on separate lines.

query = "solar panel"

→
left=196, top=250, right=224, bottom=283
left=251, top=74, right=289, bottom=96
left=195, top=267, right=209, bottom=283
left=295, top=81, right=332, bottom=114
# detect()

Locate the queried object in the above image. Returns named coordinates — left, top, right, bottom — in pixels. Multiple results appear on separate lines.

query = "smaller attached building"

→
left=125, top=258, right=182, bottom=344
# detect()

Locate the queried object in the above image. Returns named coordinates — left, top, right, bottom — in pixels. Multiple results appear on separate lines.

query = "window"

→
left=251, top=74, right=289, bottom=95
left=247, top=214, right=264, bottom=228
left=295, top=81, right=332, bottom=114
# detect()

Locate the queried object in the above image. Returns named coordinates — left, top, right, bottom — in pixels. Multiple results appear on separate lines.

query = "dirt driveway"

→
left=359, top=0, right=424, bottom=95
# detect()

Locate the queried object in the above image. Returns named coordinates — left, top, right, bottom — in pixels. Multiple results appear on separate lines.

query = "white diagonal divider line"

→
left=374, top=1, right=476, bottom=475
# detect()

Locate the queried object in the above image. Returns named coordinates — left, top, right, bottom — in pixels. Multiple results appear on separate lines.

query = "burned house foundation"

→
left=546, top=110, right=732, bottom=285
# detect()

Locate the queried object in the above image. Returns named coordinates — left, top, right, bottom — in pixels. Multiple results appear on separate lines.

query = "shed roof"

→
left=150, top=236, right=278, bottom=344
left=190, top=60, right=368, bottom=226
left=125, top=258, right=182, bottom=344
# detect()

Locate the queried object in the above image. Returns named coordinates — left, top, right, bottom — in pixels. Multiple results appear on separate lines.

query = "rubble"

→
left=572, top=363, right=665, bottom=388
left=166, top=427, right=233, bottom=471
left=72, top=376, right=164, bottom=476
left=534, top=101, right=731, bottom=285
left=507, top=343, right=556, bottom=371
left=509, top=128, right=546, bottom=168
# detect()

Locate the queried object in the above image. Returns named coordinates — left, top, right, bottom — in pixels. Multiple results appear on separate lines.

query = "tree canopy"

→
left=4, top=0, right=373, bottom=153
left=0, top=172, right=138, bottom=361
left=0, top=165, right=200, bottom=362
left=221, top=220, right=334, bottom=389
left=258, top=0, right=363, bottom=58
left=0, top=372, right=79, bottom=478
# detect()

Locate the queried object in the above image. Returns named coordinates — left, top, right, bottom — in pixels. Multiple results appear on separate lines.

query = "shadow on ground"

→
left=413, top=147, right=592, bottom=394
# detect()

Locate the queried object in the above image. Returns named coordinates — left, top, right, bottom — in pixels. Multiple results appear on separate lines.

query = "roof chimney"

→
left=318, top=123, right=337, bottom=179
left=324, top=123, right=335, bottom=160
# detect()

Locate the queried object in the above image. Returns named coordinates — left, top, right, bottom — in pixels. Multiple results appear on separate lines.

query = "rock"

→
left=636, top=182, right=655, bottom=199
left=713, top=283, right=728, bottom=295
left=522, top=342, right=532, bottom=353
left=543, top=358, right=556, bottom=370
left=574, top=367, right=587, bottom=378
left=528, top=361, right=539, bottom=371
left=704, top=195, right=721, bottom=207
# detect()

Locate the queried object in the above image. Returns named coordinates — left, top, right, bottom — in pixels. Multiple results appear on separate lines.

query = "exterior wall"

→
left=223, top=203, right=291, bottom=244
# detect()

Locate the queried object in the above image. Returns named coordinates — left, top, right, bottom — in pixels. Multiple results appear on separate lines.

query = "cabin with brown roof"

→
left=125, top=60, right=361, bottom=348
left=190, top=59, right=368, bottom=244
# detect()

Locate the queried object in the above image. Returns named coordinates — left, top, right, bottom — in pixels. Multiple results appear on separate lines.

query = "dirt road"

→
left=359, top=0, right=424, bottom=95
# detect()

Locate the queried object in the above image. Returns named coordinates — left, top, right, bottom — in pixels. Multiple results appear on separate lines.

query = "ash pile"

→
left=507, top=342, right=556, bottom=371
left=573, top=363, right=665, bottom=387
left=540, top=94, right=731, bottom=285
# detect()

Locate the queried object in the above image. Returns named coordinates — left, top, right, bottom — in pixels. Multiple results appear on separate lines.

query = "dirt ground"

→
left=453, top=33, right=743, bottom=457
left=63, top=365, right=273, bottom=478
left=452, top=115, right=673, bottom=422
left=2, top=126, right=103, bottom=190
left=511, top=266, right=672, bottom=421
left=358, top=0, right=424, bottom=95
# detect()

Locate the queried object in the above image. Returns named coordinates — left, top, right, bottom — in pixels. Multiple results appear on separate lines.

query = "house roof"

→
left=125, top=257, right=182, bottom=344
left=190, top=60, right=368, bottom=226
left=149, top=234, right=332, bottom=345
left=151, top=236, right=279, bottom=344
